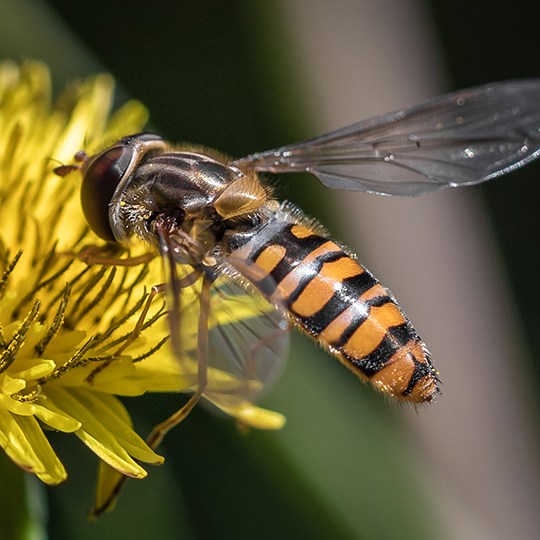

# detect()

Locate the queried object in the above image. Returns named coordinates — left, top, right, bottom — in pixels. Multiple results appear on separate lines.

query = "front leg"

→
left=61, top=243, right=155, bottom=266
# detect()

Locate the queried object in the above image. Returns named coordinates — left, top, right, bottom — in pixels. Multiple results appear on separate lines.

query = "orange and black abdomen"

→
left=237, top=219, right=439, bottom=403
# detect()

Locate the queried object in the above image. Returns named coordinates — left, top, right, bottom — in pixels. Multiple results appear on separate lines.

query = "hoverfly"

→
left=57, top=79, right=540, bottom=441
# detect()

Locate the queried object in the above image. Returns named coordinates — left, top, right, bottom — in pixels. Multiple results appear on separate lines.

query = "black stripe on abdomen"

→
left=301, top=271, right=380, bottom=336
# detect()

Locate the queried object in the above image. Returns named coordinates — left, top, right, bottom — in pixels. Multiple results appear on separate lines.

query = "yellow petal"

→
left=91, top=461, right=126, bottom=517
left=104, top=100, right=149, bottom=139
left=10, top=359, right=56, bottom=380
left=44, top=330, right=87, bottom=355
left=45, top=386, right=161, bottom=478
left=51, top=74, right=113, bottom=163
left=213, top=400, right=287, bottom=431
left=32, top=399, right=81, bottom=432
left=0, top=406, right=66, bottom=484
left=77, top=431, right=148, bottom=479
left=1, top=375, right=26, bottom=395
left=72, top=389, right=164, bottom=464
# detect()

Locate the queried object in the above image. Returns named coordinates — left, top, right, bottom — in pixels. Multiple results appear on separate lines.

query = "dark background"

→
left=2, top=0, right=540, bottom=538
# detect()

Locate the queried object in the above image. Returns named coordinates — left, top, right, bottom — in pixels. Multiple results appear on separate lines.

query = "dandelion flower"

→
left=0, top=59, right=285, bottom=503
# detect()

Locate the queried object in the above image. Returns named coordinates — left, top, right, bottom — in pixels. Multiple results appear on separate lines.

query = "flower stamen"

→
left=0, top=299, right=40, bottom=374
left=34, top=285, right=71, bottom=356
left=13, top=258, right=73, bottom=320
left=0, top=61, right=285, bottom=500
left=74, top=266, right=117, bottom=323
left=39, top=335, right=98, bottom=383
left=0, top=250, right=22, bottom=298
left=10, top=388, right=39, bottom=403
left=132, top=336, right=169, bottom=363
left=65, top=266, right=109, bottom=328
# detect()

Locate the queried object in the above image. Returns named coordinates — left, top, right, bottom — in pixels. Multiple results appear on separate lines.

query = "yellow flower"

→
left=0, top=60, right=285, bottom=509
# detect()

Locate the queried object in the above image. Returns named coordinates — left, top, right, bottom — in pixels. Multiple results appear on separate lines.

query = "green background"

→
left=1, top=1, right=540, bottom=539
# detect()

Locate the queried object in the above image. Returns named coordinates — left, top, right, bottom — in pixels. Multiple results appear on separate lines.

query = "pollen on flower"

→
left=0, top=61, right=286, bottom=515
left=0, top=60, right=172, bottom=486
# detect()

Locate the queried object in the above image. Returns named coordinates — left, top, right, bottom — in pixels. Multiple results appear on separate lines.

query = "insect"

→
left=58, top=79, right=540, bottom=429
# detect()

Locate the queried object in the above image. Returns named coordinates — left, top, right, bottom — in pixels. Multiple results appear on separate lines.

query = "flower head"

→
left=0, top=60, right=284, bottom=504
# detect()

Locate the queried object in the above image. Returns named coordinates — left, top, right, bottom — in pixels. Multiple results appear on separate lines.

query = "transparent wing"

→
left=157, top=225, right=289, bottom=411
left=233, top=80, right=540, bottom=196
left=204, top=270, right=289, bottom=408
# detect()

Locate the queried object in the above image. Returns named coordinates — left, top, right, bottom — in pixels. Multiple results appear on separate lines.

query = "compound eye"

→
left=81, top=145, right=134, bottom=242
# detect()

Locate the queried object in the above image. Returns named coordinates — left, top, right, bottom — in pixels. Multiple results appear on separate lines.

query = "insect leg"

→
left=144, top=275, right=211, bottom=449
left=244, top=324, right=288, bottom=386
left=89, top=386, right=205, bottom=518
left=113, top=284, right=167, bottom=357
left=89, top=273, right=208, bottom=518
left=62, top=246, right=155, bottom=266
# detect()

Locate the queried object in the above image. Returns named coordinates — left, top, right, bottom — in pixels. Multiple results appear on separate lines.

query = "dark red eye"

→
left=80, top=145, right=134, bottom=242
